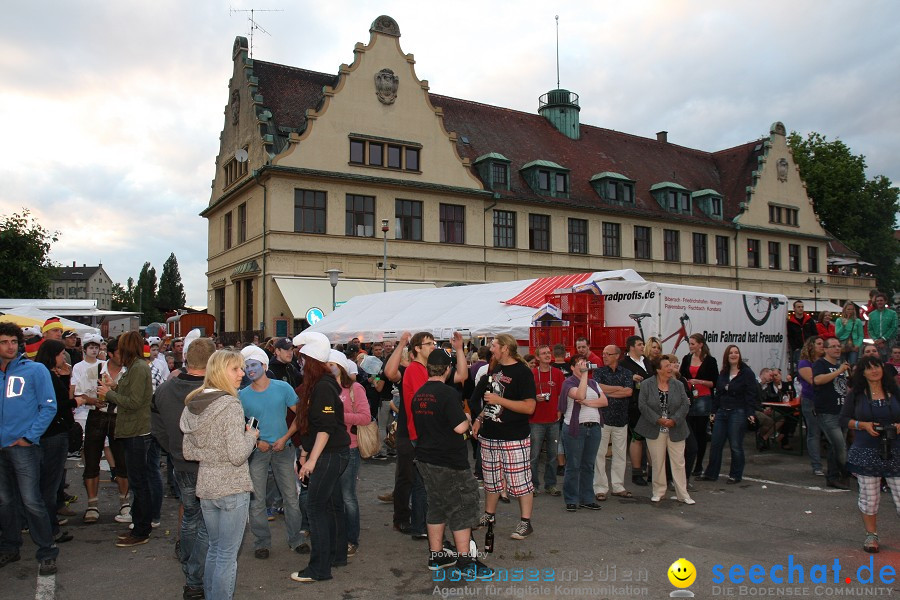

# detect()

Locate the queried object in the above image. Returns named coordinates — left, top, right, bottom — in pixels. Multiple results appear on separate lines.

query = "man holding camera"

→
left=813, top=337, right=852, bottom=489
left=529, top=345, right=563, bottom=497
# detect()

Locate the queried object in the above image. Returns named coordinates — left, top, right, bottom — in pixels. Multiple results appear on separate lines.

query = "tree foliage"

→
left=157, top=253, right=186, bottom=312
left=788, top=131, right=900, bottom=295
left=0, top=209, right=59, bottom=298
left=111, top=278, right=136, bottom=312
left=136, top=262, right=162, bottom=325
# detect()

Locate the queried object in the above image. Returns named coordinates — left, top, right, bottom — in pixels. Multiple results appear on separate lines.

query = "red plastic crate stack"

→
left=530, top=292, right=605, bottom=353
left=589, top=325, right=634, bottom=351
left=529, top=323, right=573, bottom=350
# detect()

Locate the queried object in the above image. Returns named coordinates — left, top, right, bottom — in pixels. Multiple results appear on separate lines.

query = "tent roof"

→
left=306, top=270, right=645, bottom=343
left=0, top=306, right=100, bottom=336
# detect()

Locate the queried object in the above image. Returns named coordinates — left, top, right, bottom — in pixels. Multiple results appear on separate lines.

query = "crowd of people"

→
left=1, top=299, right=900, bottom=598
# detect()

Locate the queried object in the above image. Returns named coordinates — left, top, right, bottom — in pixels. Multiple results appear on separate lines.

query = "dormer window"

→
left=473, top=153, right=511, bottom=191
left=521, top=160, right=569, bottom=198
left=651, top=182, right=691, bottom=215
left=591, top=172, right=634, bottom=205
left=692, top=189, right=724, bottom=220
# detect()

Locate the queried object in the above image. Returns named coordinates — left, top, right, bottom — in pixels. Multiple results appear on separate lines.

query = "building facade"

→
left=49, top=263, right=113, bottom=310
left=202, top=15, right=871, bottom=339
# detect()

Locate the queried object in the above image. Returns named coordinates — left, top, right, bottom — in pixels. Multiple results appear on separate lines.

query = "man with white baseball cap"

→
left=239, top=345, right=308, bottom=558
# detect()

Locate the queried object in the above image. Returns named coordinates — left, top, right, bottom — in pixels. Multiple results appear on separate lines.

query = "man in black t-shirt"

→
left=812, top=337, right=851, bottom=489
left=412, top=348, right=491, bottom=579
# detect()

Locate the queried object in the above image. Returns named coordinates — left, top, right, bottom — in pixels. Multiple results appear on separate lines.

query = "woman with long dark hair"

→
left=98, top=331, right=154, bottom=547
left=699, top=345, right=757, bottom=484
left=35, top=339, right=79, bottom=544
left=291, top=333, right=350, bottom=583
left=680, top=333, right=718, bottom=477
left=842, top=355, right=900, bottom=553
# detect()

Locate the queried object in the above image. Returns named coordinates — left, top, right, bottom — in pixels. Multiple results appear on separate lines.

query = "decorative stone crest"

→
left=374, top=68, right=399, bottom=105
left=370, top=15, right=401, bottom=37
left=776, top=158, right=789, bottom=183
left=231, top=89, right=240, bottom=125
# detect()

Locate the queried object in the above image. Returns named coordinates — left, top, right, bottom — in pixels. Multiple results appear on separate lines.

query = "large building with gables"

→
left=202, top=15, right=870, bottom=339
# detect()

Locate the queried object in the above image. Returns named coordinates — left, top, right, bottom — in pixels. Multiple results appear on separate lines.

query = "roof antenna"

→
left=555, top=15, right=560, bottom=89
left=229, top=6, right=283, bottom=59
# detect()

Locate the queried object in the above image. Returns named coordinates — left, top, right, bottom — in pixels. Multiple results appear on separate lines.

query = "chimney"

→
left=72, top=261, right=76, bottom=267
left=657, top=131, right=668, bottom=143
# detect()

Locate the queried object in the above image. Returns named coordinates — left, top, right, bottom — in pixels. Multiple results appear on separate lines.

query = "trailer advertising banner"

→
left=598, top=281, right=788, bottom=372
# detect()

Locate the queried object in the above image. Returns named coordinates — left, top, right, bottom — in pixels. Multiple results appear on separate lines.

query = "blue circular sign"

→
left=305, top=307, right=324, bottom=325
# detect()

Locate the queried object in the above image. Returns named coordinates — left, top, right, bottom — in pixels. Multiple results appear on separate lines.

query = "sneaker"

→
left=254, top=548, right=269, bottom=559
left=64, top=493, right=78, bottom=505
left=456, top=557, right=494, bottom=580
left=565, top=504, right=577, bottom=512
left=864, top=532, right=879, bottom=554
left=0, top=553, right=21, bottom=568
left=54, top=531, right=74, bottom=543
left=477, top=513, right=495, bottom=529
left=579, top=503, right=602, bottom=511
left=182, top=585, right=204, bottom=600
left=813, top=469, right=825, bottom=476
left=556, top=465, right=565, bottom=477
left=532, top=488, right=540, bottom=496
left=631, top=473, right=649, bottom=487
left=128, top=521, right=160, bottom=530
left=294, top=543, right=310, bottom=554
left=428, top=549, right=457, bottom=571
left=266, top=508, right=277, bottom=521
left=114, top=504, right=132, bottom=523
left=672, top=496, right=696, bottom=505
left=827, top=479, right=849, bottom=490
left=57, top=518, right=69, bottom=526
left=510, top=520, right=533, bottom=540
left=686, top=482, right=697, bottom=492
left=370, top=452, right=388, bottom=460
left=377, top=492, right=394, bottom=503
left=347, top=543, right=358, bottom=557
left=115, top=535, right=149, bottom=547
left=545, top=486, right=561, bottom=497
left=290, top=571, right=316, bottom=583
left=411, top=531, right=428, bottom=540
left=651, top=496, right=661, bottom=502
left=57, top=506, right=76, bottom=517
left=38, top=558, right=57, bottom=576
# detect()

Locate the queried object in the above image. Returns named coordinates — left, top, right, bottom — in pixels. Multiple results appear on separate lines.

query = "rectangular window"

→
left=405, top=147, right=419, bottom=171
left=538, top=170, right=550, bottom=191
left=680, top=193, right=690, bottom=212
left=789, top=244, right=801, bottom=272
left=569, top=218, right=589, bottom=254
left=663, top=229, right=680, bottom=262
left=349, top=140, right=365, bottom=164
left=387, top=145, right=402, bottom=169
left=237, top=202, right=247, bottom=243
left=711, top=197, right=722, bottom=217
left=606, top=181, right=618, bottom=201
left=634, top=226, right=652, bottom=259
left=234, top=281, right=242, bottom=329
left=623, top=183, right=634, bottom=203
left=768, top=241, right=781, bottom=270
left=439, top=204, right=465, bottom=244
left=222, top=147, right=249, bottom=188
left=294, top=189, right=326, bottom=234
left=715, top=235, right=730, bottom=266
left=807, top=246, right=819, bottom=273
left=224, top=212, right=232, bottom=250
left=667, top=191, right=678, bottom=211
left=345, top=194, right=375, bottom=237
left=602, top=222, right=620, bottom=257
left=529, top=214, right=550, bottom=251
left=245, top=279, right=254, bottom=332
left=368, top=143, right=383, bottom=167
left=555, top=173, right=567, bottom=194
left=216, top=288, right=225, bottom=333
left=492, top=163, right=508, bottom=187
left=493, top=210, right=516, bottom=248
left=787, top=208, right=798, bottom=226
left=747, top=239, right=761, bottom=268
left=692, top=233, right=707, bottom=264
left=395, top=199, right=423, bottom=241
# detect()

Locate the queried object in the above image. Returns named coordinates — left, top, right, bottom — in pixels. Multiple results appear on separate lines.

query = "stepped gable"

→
left=712, top=140, right=766, bottom=220
left=252, top=60, right=338, bottom=135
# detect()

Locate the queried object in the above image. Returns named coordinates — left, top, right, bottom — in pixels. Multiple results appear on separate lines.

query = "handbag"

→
left=350, top=386, right=380, bottom=459
left=68, top=421, right=84, bottom=454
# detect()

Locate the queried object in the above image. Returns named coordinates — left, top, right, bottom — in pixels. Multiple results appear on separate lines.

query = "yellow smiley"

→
left=668, top=558, right=696, bottom=588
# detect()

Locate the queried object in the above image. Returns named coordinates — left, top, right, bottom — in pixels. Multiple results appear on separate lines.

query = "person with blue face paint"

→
left=238, top=345, right=309, bottom=559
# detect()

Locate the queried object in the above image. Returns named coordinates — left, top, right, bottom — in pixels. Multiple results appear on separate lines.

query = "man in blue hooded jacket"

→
left=0, top=321, right=59, bottom=575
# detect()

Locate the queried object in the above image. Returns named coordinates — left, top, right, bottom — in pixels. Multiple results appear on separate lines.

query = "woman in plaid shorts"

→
left=841, top=354, right=900, bottom=554
left=473, top=334, right=537, bottom=541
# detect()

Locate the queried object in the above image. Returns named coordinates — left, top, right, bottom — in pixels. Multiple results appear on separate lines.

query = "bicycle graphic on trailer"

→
left=743, top=294, right=784, bottom=326
left=661, top=313, right=691, bottom=353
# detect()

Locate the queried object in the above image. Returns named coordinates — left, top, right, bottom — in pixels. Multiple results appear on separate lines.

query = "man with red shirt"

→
left=530, top=345, right=563, bottom=496
left=575, top=337, right=602, bottom=369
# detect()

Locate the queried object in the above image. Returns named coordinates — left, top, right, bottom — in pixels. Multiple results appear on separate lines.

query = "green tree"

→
left=0, top=209, right=60, bottom=298
left=157, top=253, right=186, bottom=313
left=136, top=262, right=162, bottom=325
left=788, top=131, right=900, bottom=294
left=111, top=278, right=137, bottom=311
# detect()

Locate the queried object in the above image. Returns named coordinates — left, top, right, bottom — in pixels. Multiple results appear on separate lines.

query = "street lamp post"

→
left=326, top=268, right=342, bottom=311
left=381, top=219, right=389, bottom=292
left=806, top=277, right=825, bottom=313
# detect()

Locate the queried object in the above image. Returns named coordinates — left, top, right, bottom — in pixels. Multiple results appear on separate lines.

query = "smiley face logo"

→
left=668, top=558, right=696, bottom=588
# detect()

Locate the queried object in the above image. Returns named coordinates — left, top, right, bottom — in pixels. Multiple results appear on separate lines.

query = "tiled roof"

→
left=248, top=61, right=768, bottom=225
left=53, top=266, right=101, bottom=281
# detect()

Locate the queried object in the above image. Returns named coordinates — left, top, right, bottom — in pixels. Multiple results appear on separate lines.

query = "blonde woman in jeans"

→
left=181, top=350, right=258, bottom=600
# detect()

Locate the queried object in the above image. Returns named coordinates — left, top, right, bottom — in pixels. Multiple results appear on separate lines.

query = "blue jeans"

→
left=529, top=422, right=558, bottom=490
left=800, top=397, right=823, bottom=472
left=147, top=436, right=164, bottom=521
left=816, top=413, right=847, bottom=482
left=201, top=492, right=250, bottom=600
left=174, top=470, right=208, bottom=588
left=39, top=432, right=69, bottom=537
left=123, top=435, right=153, bottom=538
left=0, top=444, right=58, bottom=560
left=704, top=408, right=747, bottom=480
left=561, top=424, right=603, bottom=505
left=339, top=447, right=361, bottom=545
left=306, top=449, right=349, bottom=580
left=248, top=446, right=306, bottom=550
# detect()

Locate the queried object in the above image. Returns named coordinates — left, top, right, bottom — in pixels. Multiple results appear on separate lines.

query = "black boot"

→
left=631, top=468, right=648, bottom=487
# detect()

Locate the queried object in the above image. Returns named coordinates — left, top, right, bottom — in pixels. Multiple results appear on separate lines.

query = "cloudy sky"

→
left=2, top=1, right=898, bottom=306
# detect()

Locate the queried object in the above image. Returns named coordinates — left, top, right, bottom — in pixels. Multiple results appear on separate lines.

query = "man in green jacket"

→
left=868, top=292, right=897, bottom=360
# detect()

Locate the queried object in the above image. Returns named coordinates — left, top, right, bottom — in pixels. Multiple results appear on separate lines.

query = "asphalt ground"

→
left=5, top=438, right=899, bottom=600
